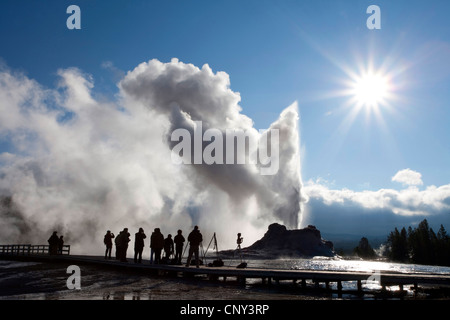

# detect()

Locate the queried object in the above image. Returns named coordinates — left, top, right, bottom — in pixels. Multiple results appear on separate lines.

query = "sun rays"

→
left=351, top=70, right=390, bottom=109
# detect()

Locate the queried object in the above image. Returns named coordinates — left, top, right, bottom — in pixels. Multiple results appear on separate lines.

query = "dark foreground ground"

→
left=0, top=259, right=449, bottom=319
left=1, top=258, right=450, bottom=300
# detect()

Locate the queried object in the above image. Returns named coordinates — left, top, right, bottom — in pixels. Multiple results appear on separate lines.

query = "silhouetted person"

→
left=104, top=230, right=115, bottom=259
left=150, top=228, right=164, bottom=264
left=174, top=229, right=185, bottom=264
left=149, top=228, right=156, bottom=264
left=120, top=228, right=131, bottom=262
left=164, top=234, right=174, bottom=260
left=115, top=231, right=123, bottom=260
left=58, top=236, right=64, bottom=255
left=186, top=226, right=203, bottom=268
left=48, top=231, right=59, bottom=255
left=134, top=228, right=147, bottom=263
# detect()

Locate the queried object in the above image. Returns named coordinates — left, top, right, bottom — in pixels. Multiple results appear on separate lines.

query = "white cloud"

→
left=392, top=168, right=423, bottom=186
left=304, top=177, right=450, bottom=217
left=302, top=177, right=450, bottom=236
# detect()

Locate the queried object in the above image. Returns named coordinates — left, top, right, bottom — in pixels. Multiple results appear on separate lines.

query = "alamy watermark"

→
left=66, top=5, right=81, bottom=30
left=66, top=4, right=380, bottom=31
left=366, top=270, right=381, bottom=284
left=367, top=5, right=381, bottom=30
left=66, top=265, right=81, bottom=290
left=170, top=121, right=279, bottom=175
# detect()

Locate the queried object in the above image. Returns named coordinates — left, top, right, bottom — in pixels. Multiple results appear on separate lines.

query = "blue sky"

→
left=1, top=0, right=450, bottom=245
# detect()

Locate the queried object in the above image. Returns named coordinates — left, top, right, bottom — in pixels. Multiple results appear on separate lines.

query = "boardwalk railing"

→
left=0, top=244, right=70, bottom=256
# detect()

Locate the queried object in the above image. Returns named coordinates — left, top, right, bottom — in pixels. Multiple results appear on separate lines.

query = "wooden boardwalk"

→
left=1, top=249, right=450, bottom=295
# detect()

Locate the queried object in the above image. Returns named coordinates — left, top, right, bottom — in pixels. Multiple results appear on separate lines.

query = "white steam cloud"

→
left=0, top=59, right=303, bottom=254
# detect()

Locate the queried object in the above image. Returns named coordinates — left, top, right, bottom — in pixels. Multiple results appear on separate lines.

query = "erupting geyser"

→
left=0, top=58, right=304, bottom=253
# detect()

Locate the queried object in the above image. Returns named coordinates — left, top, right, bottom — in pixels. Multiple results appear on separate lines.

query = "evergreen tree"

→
left=436, top=225, right=450, bottom=266
left=411, top=219, right=432, bottom=264
left=353, top=237, right=376, bottom=259
left=386, top=227, right=408, bottom=262
left=385, top=219, right=450, bottom=266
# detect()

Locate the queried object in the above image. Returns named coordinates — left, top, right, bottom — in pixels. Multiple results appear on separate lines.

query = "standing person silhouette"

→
left=120, top=228, right=131, bottom=262
left=149, top=228, right=156, bottom=264
left=163, top=234, right=174, bottom=261
left=115, top=230, right=123, bottom=260
left=150, top=228, right=164, bottom=264
left=174, top=229, right=185, bottom=265
left=134, top=228, right=146, bottom=263
left=48, top=231, right=59, bottom=255
left=186, top=226, right=203, bottom=268
left=104, top=230, right=115, bottom=259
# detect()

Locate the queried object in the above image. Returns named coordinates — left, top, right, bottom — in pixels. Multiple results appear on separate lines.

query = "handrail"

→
left=0, top=244, right=71, bottom=255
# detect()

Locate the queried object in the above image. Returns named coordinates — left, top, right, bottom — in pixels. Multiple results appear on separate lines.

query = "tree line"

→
left=353, top=219, right=450, bottom=266
left=352, top=219, right=450, bottom=267
left=385, top=219, right=450, bottom=266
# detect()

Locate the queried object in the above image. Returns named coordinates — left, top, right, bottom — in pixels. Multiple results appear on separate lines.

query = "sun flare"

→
left=351, top=71, right=389, bottom=108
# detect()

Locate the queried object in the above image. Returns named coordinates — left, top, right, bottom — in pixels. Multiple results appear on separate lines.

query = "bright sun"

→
left=351, top=71, right=389, bottom=108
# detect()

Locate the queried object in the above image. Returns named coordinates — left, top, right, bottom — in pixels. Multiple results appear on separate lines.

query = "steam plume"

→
left=0, top=59, right=303, bottom=253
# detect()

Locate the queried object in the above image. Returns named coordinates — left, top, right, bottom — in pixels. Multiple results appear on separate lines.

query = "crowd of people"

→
left=103, top=225, right=204, bottom=267
left=47, top=227, right=244, bottom=268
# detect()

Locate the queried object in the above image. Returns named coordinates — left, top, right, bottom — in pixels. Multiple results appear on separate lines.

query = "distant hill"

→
left=221, top=223, right=336, bottom=258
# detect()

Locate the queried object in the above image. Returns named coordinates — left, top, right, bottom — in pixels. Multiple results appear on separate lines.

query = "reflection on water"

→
left=242, top=258, right=450, bottom=297
left=244, top=257, right=450, bottom=275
